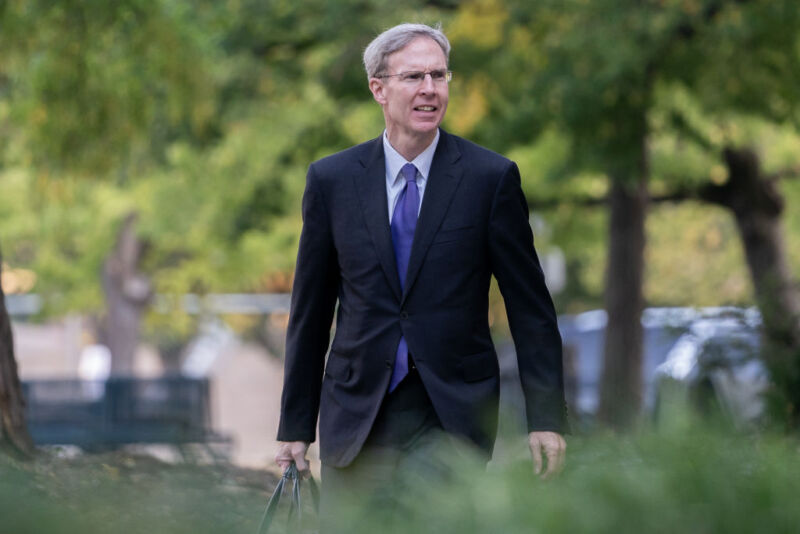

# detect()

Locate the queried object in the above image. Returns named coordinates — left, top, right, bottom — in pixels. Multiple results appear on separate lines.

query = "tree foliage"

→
left=0, top=1, right=799, bottom=421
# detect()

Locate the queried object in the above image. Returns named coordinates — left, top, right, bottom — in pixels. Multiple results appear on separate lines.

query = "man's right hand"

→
left=275, top=441, right=311, bottom=477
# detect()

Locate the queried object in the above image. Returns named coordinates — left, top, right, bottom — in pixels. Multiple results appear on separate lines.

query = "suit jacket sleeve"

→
left=276, top=164, right=339, bottom=443
left=488, top=161, right=569, bottom=434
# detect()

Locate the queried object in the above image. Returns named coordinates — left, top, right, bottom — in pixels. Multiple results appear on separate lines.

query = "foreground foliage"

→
left=2, top=424, right=798, bottom=533
left=0, top=450, right=275, bottom=534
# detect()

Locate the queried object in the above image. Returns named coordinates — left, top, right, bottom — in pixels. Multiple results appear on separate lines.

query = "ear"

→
left=369, top=78, right=387, bottom=105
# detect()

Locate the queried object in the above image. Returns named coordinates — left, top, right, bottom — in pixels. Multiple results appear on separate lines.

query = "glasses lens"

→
left=401, top=71, right=424, bottom=82
left=395, top=71, right=452, bottom=83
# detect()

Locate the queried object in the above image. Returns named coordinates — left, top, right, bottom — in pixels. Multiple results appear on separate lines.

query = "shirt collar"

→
left=383, top=129, right=440, bottom=183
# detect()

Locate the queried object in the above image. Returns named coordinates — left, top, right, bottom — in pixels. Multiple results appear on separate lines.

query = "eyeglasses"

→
left=377, top=70, right=453, bottom=84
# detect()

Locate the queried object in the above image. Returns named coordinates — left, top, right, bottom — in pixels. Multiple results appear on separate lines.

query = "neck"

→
left=385, top=127, right=436, bottom=161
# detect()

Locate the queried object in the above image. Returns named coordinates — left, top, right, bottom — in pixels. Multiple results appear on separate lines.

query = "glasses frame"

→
left=376, top=70, right=453, bottom=84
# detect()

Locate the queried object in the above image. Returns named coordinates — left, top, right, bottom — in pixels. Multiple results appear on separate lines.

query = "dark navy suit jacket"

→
left=277, top=129, right=567, bottom=468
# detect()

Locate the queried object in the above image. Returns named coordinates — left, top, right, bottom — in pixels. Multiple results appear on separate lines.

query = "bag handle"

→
left=257, top=462, right=319, bottom=534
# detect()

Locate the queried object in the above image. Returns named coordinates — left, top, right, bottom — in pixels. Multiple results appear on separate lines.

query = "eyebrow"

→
left=393, top=63, right=447, bottom=72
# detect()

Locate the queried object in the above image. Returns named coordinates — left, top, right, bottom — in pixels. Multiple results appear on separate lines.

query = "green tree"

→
left=449, top=0, right=800, bottom=428
left=0, top=0, right=455, bottom=451
left=0, top=0, right=217, bottom=452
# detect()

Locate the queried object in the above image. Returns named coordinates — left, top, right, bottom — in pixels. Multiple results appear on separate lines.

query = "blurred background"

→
left=1, top=0, right=799, bottom=474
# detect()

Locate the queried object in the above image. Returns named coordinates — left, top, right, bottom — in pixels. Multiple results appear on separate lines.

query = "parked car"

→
left=497, top=307, right=767, bottom=434
left=653, top=309, right=768, bottom=428
left=556, top=307, right=701, bottom=420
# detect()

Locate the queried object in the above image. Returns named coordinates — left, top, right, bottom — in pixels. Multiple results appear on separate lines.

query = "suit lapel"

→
left=402, top=130, right=463, bottom=304
left=354, top=137, right=403, bottom=301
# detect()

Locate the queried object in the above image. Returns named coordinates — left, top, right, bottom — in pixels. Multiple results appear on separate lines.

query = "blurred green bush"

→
left=2, top=422, right=798, bottom=534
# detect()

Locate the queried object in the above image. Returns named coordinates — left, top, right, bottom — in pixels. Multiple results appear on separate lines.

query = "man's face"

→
left=369, top=37, right=449, bottom=140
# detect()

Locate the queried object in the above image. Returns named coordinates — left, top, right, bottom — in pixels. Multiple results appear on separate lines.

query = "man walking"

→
left=276, top=22, right=567, bottom=527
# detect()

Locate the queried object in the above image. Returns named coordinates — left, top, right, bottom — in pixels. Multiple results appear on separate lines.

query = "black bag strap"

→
left=257, top=462, right=320, bottom=534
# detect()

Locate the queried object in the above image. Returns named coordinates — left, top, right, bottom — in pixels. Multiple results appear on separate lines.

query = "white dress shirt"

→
left=383, top=130, right=440, bottom=223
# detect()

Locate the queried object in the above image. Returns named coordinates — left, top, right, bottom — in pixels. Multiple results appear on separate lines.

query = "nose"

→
left=419, top=73, right=436, bottom=93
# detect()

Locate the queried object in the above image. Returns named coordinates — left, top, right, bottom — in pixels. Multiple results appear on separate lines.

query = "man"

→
left=276, top=22, right=567, bottom=521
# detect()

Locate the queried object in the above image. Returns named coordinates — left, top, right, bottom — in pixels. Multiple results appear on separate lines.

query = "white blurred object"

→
left=78, top=344, right=111, bottom=399
left=78, top=344, right=112, bottom=381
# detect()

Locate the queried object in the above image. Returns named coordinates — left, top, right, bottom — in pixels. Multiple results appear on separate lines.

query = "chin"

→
left=412, top=122, right=441, bottom=135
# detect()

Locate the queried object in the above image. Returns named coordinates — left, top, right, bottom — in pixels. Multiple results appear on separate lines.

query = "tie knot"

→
left=400, top=163, right=417, bottom=184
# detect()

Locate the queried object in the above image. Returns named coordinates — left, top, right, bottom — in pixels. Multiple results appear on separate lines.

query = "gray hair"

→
left=363, top=23, right=450, bottom=79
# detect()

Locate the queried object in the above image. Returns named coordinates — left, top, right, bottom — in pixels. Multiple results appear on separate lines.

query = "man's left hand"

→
left=528, top=431, right=566, bottom=479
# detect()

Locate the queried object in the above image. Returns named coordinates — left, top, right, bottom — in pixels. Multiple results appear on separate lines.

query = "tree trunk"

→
left=0, top=248, right=35, bottom=457
left=704, top=147, right=800, bottom=428
left=598, top=166, right=648, bottom=430
left=101, top=213, right=152, bottom=375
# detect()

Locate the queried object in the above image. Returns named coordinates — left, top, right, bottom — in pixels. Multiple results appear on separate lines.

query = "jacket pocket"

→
left=460, top=350, right=497, bottom=383
left=325, top=353, right=351, bottom=382
left=431, top=225, right=475, bottom=245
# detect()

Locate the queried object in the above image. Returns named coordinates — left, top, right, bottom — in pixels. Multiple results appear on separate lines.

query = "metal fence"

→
left=23, top=376, right=228, bottom=449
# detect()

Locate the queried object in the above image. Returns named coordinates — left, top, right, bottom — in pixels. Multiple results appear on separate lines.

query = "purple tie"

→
left=388, top=163, right=419, bottom=392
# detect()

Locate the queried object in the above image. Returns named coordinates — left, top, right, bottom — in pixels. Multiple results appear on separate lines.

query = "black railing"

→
left=22, top=377, right=229, bottom=448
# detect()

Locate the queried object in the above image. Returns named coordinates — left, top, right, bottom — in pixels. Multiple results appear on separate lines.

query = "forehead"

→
left=386, top=36, right=447, bottom=70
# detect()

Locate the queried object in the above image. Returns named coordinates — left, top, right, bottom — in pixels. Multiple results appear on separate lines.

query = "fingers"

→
left=542, top=441, right=561, bottom=479
left=274, top=443, right=293, bottom=471
left=529, top=431, right=566, bottom=480
left=530, top=437, right=544, bottom=476
left=542, top=433, right=566, bottom=479
left=291, top=442, right=311, bottom=478
left=274, top=441, right=311, bottom=477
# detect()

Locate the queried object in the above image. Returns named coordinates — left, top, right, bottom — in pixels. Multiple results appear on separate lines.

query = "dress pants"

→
left=319, top=362, right=454, bottom=533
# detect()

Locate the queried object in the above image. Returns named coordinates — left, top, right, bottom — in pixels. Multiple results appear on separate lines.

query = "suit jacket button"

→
left=400, top=311, right=409, bottom=319
left=385, top=360, right=392, bottom=368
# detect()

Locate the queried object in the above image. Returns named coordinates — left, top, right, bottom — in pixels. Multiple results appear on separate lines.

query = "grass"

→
left=0, top=449, right=277, bottom=534
left=2, top=421, right=799, bottom=534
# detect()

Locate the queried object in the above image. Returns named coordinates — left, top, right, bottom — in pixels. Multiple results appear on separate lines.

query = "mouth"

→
left=413, top=105, right=437, bottom=112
